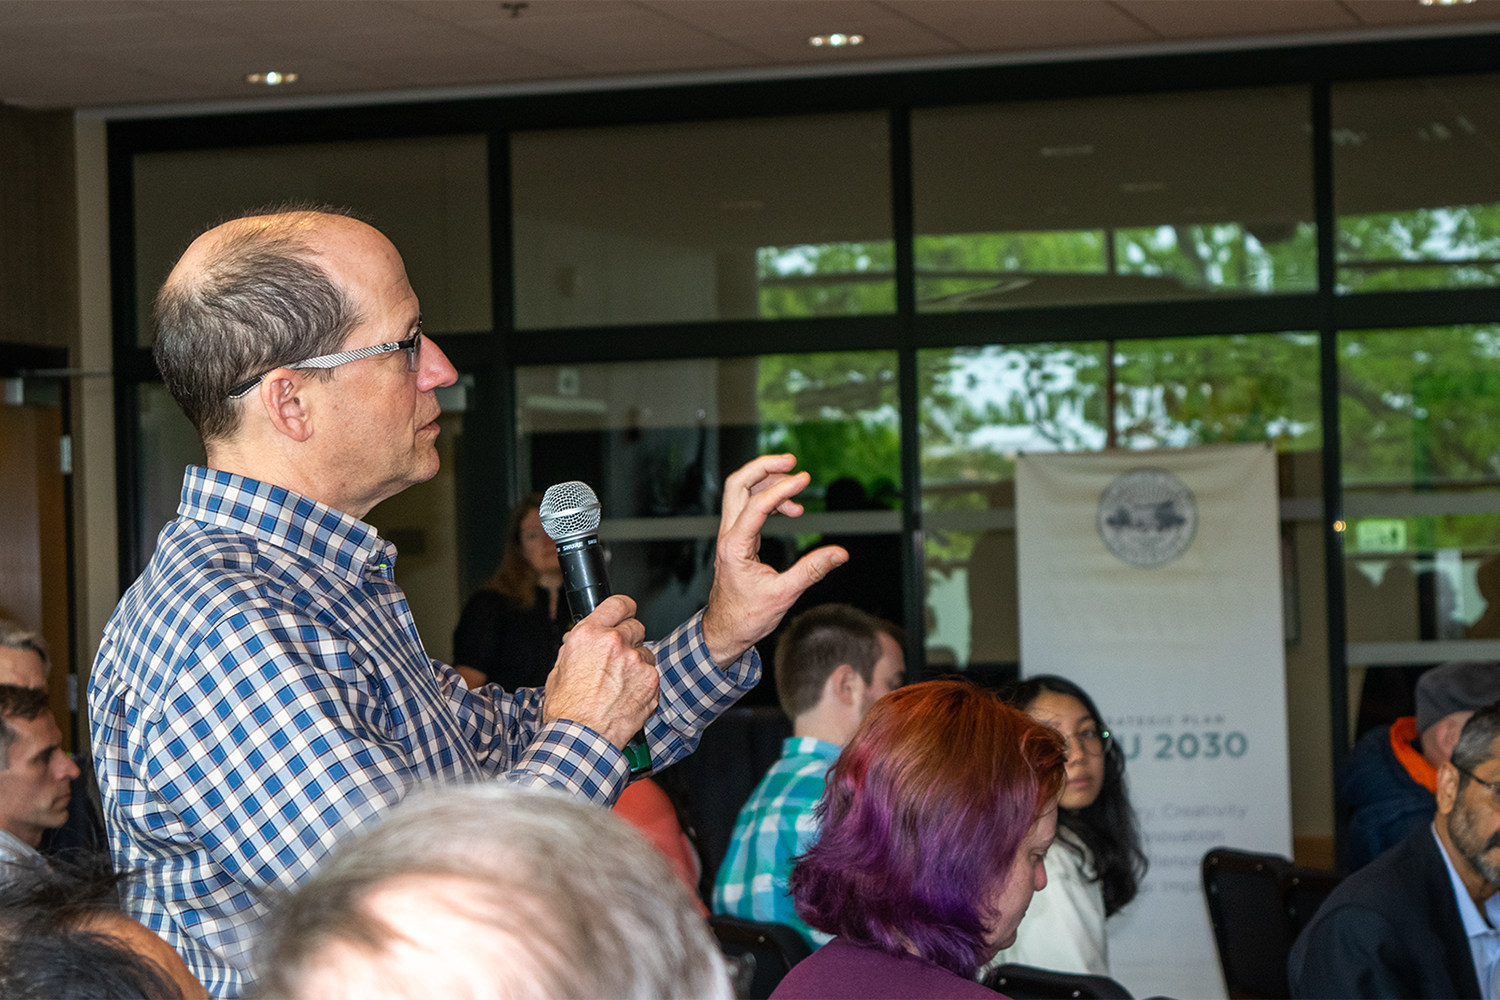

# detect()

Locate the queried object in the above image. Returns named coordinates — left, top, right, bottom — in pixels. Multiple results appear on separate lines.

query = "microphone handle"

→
left=557, top=535, right=612, bottom=622
left=555, top=535, right=653, bottom=778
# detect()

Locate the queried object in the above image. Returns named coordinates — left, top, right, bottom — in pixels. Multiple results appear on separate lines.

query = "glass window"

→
left=1340, top=326, right=1500, bottom=678
left=1333, top=74, right=1500, bottom=294
left=133, top=135, right=491, bottom=347
left=511, top=113, right=894, bottom=328
left=514, top=351, right=901, bottom=639
left=919, top=333, right=1323, bottom=670
left=911, top=87, right=1316, bottom=311
left=135, top=382, right=205, bottom=574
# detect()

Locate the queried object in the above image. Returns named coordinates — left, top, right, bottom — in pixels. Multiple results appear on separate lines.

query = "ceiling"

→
left=1, top=0, right=1498, bottom=115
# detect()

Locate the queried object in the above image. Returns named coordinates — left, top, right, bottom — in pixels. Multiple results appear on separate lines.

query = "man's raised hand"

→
left=702, top=454, right=848, bottom=665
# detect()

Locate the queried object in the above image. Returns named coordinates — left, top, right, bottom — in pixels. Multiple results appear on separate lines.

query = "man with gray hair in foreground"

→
left=256, top=783, right=733, bottom=1000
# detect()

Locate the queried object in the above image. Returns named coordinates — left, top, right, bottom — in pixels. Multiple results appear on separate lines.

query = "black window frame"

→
left=107, top=31, right=1500, bottom=842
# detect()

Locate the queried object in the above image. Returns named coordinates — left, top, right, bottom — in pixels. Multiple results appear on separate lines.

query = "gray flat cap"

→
left=1416, top=661, right=1500, bottom=733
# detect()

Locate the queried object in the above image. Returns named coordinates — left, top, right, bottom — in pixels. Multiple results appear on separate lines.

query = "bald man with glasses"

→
left=89, top=207, right=845, bottom=997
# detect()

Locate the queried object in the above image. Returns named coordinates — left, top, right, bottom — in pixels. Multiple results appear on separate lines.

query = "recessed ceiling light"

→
left=1418, top=0, right=1476, bottom=6
left=809, top=33, right=863, bottom=47
left=245, top=71, right=299, bottom=86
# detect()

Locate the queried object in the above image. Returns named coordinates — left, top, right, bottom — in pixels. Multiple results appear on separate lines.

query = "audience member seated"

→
left=771, top=679, right=1066, bottom=999
left=1290, top=703, right=1500, bottom=998
left=1341, top=661, right=1500, bottom=871
left=986, top=675, right=1147, bottom=978
left=0, top=623, right=49, bottom=690
left=714, top=604, right=904, bottom=947
left=451, top=494, right=566, bottom=691
left=0, top=621, right=108, bottom=863
left=257, top=783, right=732, bottom=999
left=0, top=684, right=80, bottom=872
left=615, top=774, right=708, bottom=915
left=0, top=856, right=207, bottom=998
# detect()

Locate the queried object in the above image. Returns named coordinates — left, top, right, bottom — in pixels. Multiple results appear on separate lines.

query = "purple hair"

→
left=789, top=679, right=1066, bottom=975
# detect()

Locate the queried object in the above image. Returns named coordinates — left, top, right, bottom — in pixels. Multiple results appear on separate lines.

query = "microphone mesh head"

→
left=538, top=481, right=602, bottom=541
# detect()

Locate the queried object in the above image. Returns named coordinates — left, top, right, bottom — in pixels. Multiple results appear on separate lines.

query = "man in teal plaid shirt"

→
left=712, top=604, right=904, bottom=947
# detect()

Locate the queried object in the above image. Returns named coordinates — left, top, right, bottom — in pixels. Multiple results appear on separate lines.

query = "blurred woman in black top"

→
left=451, top=494, right=566, bottom=691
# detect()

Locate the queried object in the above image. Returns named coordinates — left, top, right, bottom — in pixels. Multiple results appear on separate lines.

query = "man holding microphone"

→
left=90, top=207, right=845, bottom=996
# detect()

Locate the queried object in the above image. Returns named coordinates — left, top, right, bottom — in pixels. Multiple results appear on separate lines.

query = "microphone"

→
left=538, top=481, right=652, bottom=778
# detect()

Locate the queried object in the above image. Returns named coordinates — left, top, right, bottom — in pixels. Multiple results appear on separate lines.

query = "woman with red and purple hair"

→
left=772, top=679, right=1067, bottom=999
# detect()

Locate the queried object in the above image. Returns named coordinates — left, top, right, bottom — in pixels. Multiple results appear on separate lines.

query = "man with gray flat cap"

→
left=1342, top=661, right=1500, bottom=871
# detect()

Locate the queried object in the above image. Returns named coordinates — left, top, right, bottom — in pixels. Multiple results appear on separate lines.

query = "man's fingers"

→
left=581, top=594, right=636, bottom=628
left=726, top=453, right=797, bottom=495
left=785, top=544, right=848, bottom=593
left=544, top=614, right=660, bottom=748
left=722, top=454, right=799, bottom=525
left=619, top=615, right=647, bottom=650
left=730, top=470, right=811, bottom=534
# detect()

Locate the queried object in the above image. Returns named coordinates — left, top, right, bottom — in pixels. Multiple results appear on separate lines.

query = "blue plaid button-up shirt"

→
left=90, top=466, right=758, bottom=997
left=712, top=736, right=839, bottom=949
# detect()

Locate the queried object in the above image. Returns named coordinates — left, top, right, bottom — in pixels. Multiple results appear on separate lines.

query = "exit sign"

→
left=1356, top=519, right=1407, bottom=553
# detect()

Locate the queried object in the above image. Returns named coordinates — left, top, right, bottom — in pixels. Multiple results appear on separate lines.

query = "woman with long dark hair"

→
left=450, top=494, right=564, bottom=691
left=986, top=674, right=1147, bottom=978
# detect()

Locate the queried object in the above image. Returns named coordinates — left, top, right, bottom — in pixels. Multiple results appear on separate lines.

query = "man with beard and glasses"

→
left=1290, top=704, right=1500, bottom=999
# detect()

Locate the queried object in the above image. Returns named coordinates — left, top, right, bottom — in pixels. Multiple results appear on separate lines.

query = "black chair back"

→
left=708, top=914, right=812, bottom=1000
left=985, top=963, right=1134, bottom=999
left=1201, top=847, right=1343, bottom=1000
left=1284, top=866, right=1341, bottom=939
left=679, top=706, right=792, bottom=901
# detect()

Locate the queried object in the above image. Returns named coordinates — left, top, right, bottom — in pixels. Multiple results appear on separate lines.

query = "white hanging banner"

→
left=1015, top=444, right=1291, bottom=1000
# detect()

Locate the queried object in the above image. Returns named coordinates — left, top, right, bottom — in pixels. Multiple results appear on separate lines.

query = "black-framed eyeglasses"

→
left=227, top=323, right=423, bottom=400
left=1455, top=763, right=1500, bottom=806
left=1062, top=727, right=1113, bottom=757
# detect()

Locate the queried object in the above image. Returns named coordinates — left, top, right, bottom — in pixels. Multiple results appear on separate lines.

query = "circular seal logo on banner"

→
left=1097, top=468, right=1198, bottom=568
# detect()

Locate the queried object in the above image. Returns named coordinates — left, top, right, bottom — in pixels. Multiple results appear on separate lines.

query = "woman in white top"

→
left=984, top=675, right=1147, bottom=979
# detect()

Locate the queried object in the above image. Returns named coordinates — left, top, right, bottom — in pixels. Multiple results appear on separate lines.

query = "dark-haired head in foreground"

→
left=1003, top=674, right=1147, bottom=917
left=0, top=855, right=206, bottom=999
left=789, top=679, right=1067, bottom=977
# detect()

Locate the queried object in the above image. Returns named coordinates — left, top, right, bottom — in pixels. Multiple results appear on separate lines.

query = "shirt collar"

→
left=1433, top=823, right=1500, bottom=937
left=0, top=829, right=44, bottom=867
left=178, top=466, right=396, bottom=583
left=783, top=736, right=842, bottom=761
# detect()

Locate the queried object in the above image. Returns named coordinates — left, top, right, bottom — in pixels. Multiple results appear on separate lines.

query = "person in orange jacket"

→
left=1341, top=661, right=1500, bottom=871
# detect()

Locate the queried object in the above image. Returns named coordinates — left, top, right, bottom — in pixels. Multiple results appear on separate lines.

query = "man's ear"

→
left=1437, top=760, right=1461, bottom=816
left=260, top=371, right=314, bottom=443
left=828, top=663, right=859, bottom=707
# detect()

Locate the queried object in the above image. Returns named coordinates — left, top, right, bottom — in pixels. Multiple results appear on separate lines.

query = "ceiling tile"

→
left=1117, top=0, right=1360, bottom=39
left=163, top=0, right=440, bottom=37
left=883, top=0, right=1159, bottom=51
left=0, top=0, right=161, bottom=26
left=458, top=6, right=767, bottom=73
left=97, top=46, right=388, bottom=96
left=0, top=8, right=228, bottom=50
left=646, top=0, right=885, bottom=35
left=401, top=1, right=644, bottom=26
left=328, top=38, right=573, bottom=84
left=0, top=50, right=206, bottom=107
left=388, top=47, right=573, bottom=85
left=1341, top=0, right=1500, bottom=28
left=272, top=22, right=521, bottom=61
left=720, top=17, right=966, bottom=61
